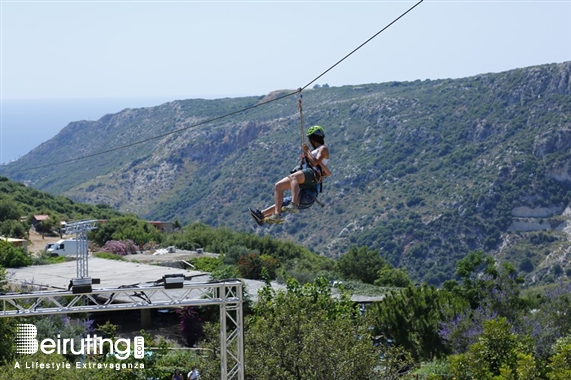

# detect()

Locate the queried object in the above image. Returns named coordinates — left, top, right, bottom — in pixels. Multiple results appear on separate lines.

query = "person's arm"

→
left=303, top=145, right=331, bottom=176
left=318, top=161, right=331, bottom=177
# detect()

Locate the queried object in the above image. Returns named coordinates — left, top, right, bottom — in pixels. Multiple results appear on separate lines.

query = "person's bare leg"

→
left=260, top=174, right=300, bottom=218
left=261, top=205, right=275, bottom=218
left=289, top=171, right=305, bottom=206
left=273, top=177, right=291, bottom=215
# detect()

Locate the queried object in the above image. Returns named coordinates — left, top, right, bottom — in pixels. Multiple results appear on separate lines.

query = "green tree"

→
left=444, top=251, right=526, bottom=319
left=0, top=318, right=16, bottom=366
left=222, top=245, right=252, bottom=265
left=448, top=317, right=535, bottom=380
left=0, top=265, right=16, bottom=365
left=211, top=277, right=390, bottom=380
left=370, top=283, right=467, bottom=360
left=236, top=252, right=278, bottom=280
left=0, top=200, right=22, bottom=222
left=547, top=336, right=571, bottom=379
left=524, top=281, right=571, bottom=359
left=90, top=215, right=162, bottom=246
left=440, top=252, right=530, bottom=355
left=338, top=246, right=386, bottom=284
left=0, top=219, right=27, bottom=238
left=445, top=251, right=487, bottom=308
left=375, top=267, right=412, bottom=288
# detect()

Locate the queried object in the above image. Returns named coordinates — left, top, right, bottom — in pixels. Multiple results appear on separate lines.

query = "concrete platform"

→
left=7, top=257, right=206, bottom=290
left=6, top=256, right=282, bottom=302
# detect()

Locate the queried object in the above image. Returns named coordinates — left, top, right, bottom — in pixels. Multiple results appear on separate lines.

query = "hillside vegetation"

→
left=0, top=174, right=410, bottom=289
left=0, top=176, right=121, bottom=237
left=2, top=61, right=571, bottom=285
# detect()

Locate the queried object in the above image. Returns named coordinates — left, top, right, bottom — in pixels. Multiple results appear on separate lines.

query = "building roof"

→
left=0, top=237, right=27, bottom=243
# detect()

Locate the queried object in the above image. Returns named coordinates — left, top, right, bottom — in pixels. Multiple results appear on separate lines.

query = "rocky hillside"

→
left=3, top=61, right=571, bottom=285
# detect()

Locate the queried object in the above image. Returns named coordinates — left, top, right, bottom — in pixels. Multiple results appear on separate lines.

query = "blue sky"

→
left=0, top=0, right=570, bottom=162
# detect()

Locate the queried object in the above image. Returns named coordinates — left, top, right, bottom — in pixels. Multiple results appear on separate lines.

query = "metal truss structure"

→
left=0, top=280, right=245, bottom=380
left=64, top=219, right=98, bottom=279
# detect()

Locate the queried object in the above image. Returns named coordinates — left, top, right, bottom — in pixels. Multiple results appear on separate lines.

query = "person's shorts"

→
left=301, top=168, right=320, bottom=187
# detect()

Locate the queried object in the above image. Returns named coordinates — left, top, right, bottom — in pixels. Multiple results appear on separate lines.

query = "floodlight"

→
left=163, top=274, right=184, bottom=289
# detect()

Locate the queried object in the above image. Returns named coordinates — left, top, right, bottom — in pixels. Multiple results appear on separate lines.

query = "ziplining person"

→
left=250, top=125, right=330, bottom=225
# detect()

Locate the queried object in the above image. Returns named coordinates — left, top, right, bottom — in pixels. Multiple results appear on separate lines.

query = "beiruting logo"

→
left=16, top=324, right=144, bottom=360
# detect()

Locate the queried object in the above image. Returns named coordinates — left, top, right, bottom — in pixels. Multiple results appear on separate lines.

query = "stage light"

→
left=163, top=274, right=184, bottom=289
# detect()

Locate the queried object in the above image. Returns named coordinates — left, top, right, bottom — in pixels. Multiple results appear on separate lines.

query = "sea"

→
left=0, top=96, right=181, bottom=165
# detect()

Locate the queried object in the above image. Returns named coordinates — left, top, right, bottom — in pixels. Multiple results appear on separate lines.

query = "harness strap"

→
left=311, top=166, right=323, bottom=185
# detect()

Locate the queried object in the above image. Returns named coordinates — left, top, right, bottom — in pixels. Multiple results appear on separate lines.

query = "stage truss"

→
left=0, top=280, right=244, bottom=380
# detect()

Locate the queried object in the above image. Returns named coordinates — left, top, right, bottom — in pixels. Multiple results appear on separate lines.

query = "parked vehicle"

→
left=45, top=239, right=79, bottom=257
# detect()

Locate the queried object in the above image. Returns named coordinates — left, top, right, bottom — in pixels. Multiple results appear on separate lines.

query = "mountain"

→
left=2, top=61, right=571, bottom=286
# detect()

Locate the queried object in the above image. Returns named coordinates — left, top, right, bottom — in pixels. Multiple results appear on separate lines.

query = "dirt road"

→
left=27, top=231, right=62, bottom=255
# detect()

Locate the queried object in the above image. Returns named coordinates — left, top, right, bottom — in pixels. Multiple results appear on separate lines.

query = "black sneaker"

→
left=250, top=208, right=264, bottom=226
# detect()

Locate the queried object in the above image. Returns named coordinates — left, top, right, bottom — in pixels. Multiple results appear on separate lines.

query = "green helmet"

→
left=307, top=125, right=325, bottom=138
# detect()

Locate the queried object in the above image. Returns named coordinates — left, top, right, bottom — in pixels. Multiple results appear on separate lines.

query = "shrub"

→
left=177, top=306, right=205, bottom=347
left=189, top=256, right=223, bottom=272
left=98, top=239, right=138, bottom=256
left=237, top=253, right=278, bottom=280
left=0, top=240, right=32, bottom=268
left=32, top=251, right=66, bottom=265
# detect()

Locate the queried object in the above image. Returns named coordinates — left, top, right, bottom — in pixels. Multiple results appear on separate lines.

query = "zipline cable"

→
left=16, top=0, right=424, bottom=172
left=299, top=0, right=423, bottom=92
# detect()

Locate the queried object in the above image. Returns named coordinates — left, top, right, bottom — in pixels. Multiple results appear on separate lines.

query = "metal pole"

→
left=220, top=286, right=228, bottom=380
left=237, top=283, right=245, bottom=380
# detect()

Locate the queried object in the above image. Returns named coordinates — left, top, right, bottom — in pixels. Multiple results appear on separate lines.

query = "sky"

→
left=0, top=0, right=570, bottom=163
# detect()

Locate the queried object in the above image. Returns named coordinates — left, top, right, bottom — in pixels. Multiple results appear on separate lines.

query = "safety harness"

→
left=297, top=90, right=325, bottom=207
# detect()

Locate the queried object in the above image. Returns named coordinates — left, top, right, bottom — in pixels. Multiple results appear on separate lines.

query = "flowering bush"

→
left=98, top=239, right=138, bottom=256
left=522, top=280, right=571, bottom=358
left=177, top=306, right=204, bottom=347
left=439, top=305, right=498, bottom=354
